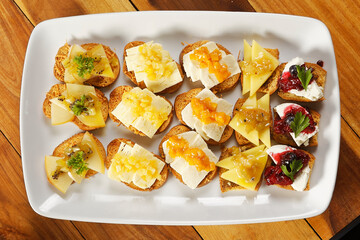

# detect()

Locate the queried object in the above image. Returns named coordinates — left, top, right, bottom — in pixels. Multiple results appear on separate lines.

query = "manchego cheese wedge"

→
left=81, top=132, right=105, bottom=174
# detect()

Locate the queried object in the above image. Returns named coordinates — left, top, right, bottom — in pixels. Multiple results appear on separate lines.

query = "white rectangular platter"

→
left=20, top=11, right=340, bottom=225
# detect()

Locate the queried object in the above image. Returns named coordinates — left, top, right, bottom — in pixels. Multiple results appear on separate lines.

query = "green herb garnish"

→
left=71, top=95, right=87, bottom=116
left=281, top=159, right=303, bottom=181
left=290, top=112, right=310, bottom=137
left=73, top=55, right=95, bottom=78
left=67, top=151, right=88, bottom=175
left=296, top=65, right=312, bottom=90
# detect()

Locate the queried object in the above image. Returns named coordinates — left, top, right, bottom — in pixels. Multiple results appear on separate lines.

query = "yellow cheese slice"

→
left=249, top=40, right=279, bottom=96
left=241, top=40, right=252, bottom=95
left=50, top=101, right=74, bottom=125
left=81, top=132, right=105, bottom=174
left=45, top=155, right=73, bottom=194
left=68, top=168, right=86, bottom=184
left=229, top=114, right=259, bottom=145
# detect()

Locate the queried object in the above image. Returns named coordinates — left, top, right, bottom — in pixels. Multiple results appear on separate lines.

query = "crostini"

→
left=106, top=138, right=168, bottom=191
left=43, top=83, right=108, bottom=130
left=54, top=43, right=120, bottom=87
left=45, top=132, right=106, bottom=194
left=109, top=86, right=173, bottom=138
left=264, top=145, right=315, bottom=191
left=159, top=125, right=218, bottom=189
left=277, top=57, right=327, bottom=102
left=180, top=40, right=240, bottom=93
left=217, top=144, right=270, bottom=192
left=272, top=103, right=320, bottom=147
left=174, top=88, right=233, bottom=145
left=123, top=41, right=184, bottom=94
left=239, top=40, right=280, bottom=96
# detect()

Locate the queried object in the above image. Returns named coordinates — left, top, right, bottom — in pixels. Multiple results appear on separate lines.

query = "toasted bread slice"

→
left=54, top=43, right=120, bottom=87
left=272, top=108, right=320, bottom=147
left=108, top=86, right=173, bottom=137
left=106, top=138, right=168, bottom=191
left=43, top=84, right=108, bottom=130
left=278, top=62, right=327, bottom=102
left=159, top=125, right=218, bottom=188
left=52, top=132, right=106, bottom=178
left=232, top=98, right=272, bottom=146
left=179, top=40, right=240, bottom=93
left=218, top=144, right=270, bottom=192
left=174, top=88, right=233, bottom=145
left=265, top=149, right=315, bottom=191
left=240, top=48, right=282, bottom=95
left=123, top=41, right=184, bottom=94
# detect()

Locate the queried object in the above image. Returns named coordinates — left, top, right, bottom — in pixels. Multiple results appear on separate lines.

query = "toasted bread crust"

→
left=271, top=108, right=320, bottom=147
left=265, top=149, right=315, bottom=191
left=43, top=84, right=109, bottom=130
left=106, top=138, right=168, bottom=191
left=179, top=40, right=240, bottom=93
left=53, top=43, right=120, bottom=87
left=159, top=125, right=218, bottom=188
left=218, top=144, right=270, bottom=192
left=52, top=132, right=106, bottom=178
left=239, top=48, right=281, bottom=95
left=278, top=62, right=327, bottom=102
left=108, top=85, right=173, bottom=137
left=123, top=41, right=184, bottom=94
left=174, top=88, right=233, bottom=145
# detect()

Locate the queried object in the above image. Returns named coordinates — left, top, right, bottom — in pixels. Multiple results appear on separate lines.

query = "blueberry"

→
left=289, top=65, right=298, bottom=77
left=285, top=115, right=295, bottom=126
left=281, top=152, right=297, bottom=169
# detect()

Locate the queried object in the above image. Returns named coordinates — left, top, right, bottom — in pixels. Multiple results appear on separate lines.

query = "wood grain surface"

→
left=1, top=0, right=359, bottom=239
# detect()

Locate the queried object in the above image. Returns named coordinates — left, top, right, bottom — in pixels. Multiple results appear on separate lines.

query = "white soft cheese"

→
left=266, top=145, right=310, bottom=191
left=162, top=131, right=218, bottom=189
left=181, top=88, right=232, bottom=142
left=283, top=57, right=304, bottom=72
left=183, top=41, right=240, bottom=89
left=266, top=145, right=297, bottom=164
left=291, top=165, right=310, bottom=191
left=274, top=103, right=318, bottom=146
left=125, top=41, right=183, bottom=93
left=288, top=82, right=324, bottom=101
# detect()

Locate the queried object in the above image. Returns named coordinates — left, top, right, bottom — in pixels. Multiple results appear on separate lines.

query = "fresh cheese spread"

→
left=62, top=44, right=115, bottom=84
left=181, top=88, right=232, bottom=142
left=125, top=41, right=183, bottom=93
left=111, top=87, right=171, bottom=138
left=183, top=41, right=240, bottom=89
left=108, top=142, right=165, bottom=189
left=162, top=131, right=218, bottom=189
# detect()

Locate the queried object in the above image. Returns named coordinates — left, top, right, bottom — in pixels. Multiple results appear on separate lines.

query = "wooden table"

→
left=1, top=0, right=359, bottom=239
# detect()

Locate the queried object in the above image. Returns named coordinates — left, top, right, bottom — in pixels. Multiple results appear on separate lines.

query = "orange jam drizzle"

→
left=190, top=47, right=231, bottom=83
left=191, top=97, right=230, bottom=126
left=166, top=135, right=215, bottom=172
